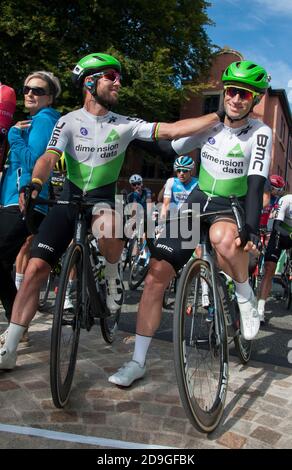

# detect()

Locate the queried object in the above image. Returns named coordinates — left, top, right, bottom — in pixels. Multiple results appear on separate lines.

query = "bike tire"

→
left=50, top=244, right=82, bottom=408
left=128, top=239, right=149, bottom=290
left=163, top=277, right=176, bottom=309
left=38, top=271, right=54, bottom=311
left=173, top=258, right=228, bottom=433
left=218, top=275, right=252, bottom=365
left=99, top=282, right=121, bottom=344
left=232, top=298, right=252, bottom=364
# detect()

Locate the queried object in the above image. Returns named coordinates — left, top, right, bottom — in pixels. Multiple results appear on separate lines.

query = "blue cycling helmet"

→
left=173, top=155, right=194, bottom=171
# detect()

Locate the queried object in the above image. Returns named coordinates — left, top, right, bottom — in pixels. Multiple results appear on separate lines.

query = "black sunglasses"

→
left=132, top=182, right=141, bottom=186
left=177, top=169, right=190, bottom=174
left=23, top=86, right=48, bottom=96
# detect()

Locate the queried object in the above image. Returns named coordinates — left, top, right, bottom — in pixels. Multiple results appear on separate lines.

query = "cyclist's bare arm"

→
left=157, top=113, right=220, bottom=140
left=19, top=151, right=59, bottom=211
left=160, top=196, right=171, bottom=220
left=32, top=151, right=60, bottom=184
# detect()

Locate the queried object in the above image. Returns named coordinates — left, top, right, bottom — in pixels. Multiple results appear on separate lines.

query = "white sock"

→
left=132, top=334, right=152, bottom=367
left=4, top=323, right=27, bottom=353
left=15, top=273, right=24, bottom=290
left=258, top=299, right=265, bottom=313
left=104, top=261, right=119, bottom=278
left=234, top=280, right=253, bottom=303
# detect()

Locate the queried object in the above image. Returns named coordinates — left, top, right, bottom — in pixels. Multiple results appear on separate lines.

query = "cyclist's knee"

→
left=144, top=259, right=174, bottom=292
left=25, top=257, right=51, bottom=281
left=210, top=223, right=236, bottom=252
left=263, top=261, right=276, bottom=277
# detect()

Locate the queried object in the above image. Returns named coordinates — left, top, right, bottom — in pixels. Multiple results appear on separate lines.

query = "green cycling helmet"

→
left=222, top=60, right=270, bottom=93
left=72, top=53, right=121, bottom=88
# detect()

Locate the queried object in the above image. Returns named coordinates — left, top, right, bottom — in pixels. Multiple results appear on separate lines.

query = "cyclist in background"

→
left=258, top=191, right=291, bottom=323
left=50, top=153, right=67, bottom=200
left=248, top=174, right=284, bottom=279
left=260, top=174, right=285, bottom=230
left=127, top=174, right=152, bottom=209
left=160, top=155, right=198, bottom=220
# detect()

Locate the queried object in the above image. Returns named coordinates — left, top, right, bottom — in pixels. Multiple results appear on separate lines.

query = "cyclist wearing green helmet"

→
left=72, top=53, right=122, bottom=109
left=0, top=52, right=225, bottom=371
left=108, top=60, right=273, bottom=388
left=221, top=60, right=270, bottom=122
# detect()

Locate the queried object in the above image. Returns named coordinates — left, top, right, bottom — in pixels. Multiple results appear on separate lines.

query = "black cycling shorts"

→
left=148, top=187, right=245, bottom=273
left=264, top=229, right=292, bottom=263
left=30, top=197, right=120, bottom=267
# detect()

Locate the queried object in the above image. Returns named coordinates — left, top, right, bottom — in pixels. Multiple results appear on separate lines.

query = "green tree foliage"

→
left=0, top=0, right=214, bottom=119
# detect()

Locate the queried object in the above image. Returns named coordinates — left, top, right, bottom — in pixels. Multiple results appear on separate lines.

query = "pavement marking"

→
left=0, top=423, right=175, bottom=449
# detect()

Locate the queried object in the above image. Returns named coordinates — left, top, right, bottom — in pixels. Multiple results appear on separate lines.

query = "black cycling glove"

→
left=19, top=180, right=42, bottom=212
left=238, top=224, right=260, bottom=249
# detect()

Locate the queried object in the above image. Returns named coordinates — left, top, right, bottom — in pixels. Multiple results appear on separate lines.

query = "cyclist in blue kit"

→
left=160, top=155, right=198, bottom=220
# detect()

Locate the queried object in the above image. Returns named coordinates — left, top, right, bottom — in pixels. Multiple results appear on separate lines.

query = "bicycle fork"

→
left=201, top=243, right=223, bottom=347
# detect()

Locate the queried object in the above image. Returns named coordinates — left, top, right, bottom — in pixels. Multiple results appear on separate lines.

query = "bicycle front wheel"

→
left=173, top=259, right=228, bottom=433
left=50, top=244, right=82, bottom=408
left=99, top=281, right=121, bottom=344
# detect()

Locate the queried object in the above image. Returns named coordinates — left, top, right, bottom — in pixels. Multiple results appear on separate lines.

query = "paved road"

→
left=118, top=278, right=292, bottom=369
left=1, top=274, right=292, bottom=450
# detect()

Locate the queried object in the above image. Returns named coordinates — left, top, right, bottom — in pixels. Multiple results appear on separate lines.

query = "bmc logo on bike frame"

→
left=252, top=134, right=269, bottom=173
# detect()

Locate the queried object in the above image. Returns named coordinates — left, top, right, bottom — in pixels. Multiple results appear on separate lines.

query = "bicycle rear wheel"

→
left=128, top=239, right=149, bottom=290
left=50, top=244, right=82, bottom=408
left=38, top=271, right=54, bottom=311
left=173, top=259, right=228, bottom=433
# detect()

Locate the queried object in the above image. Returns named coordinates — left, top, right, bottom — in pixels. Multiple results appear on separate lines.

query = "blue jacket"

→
left=0, top=107, right=60, bottom=213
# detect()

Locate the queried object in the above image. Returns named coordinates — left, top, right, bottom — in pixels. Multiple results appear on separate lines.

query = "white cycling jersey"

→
left=172, top=119, right=272, bottom=198
left=46, top=107, right=157, bottom=193
left=275, top=194, right=292, bottom=233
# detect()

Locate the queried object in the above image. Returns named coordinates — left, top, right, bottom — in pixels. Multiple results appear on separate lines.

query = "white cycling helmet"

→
left=173, top=155, right=194, bottom=171
left=129, top=174, right=143, bottom=185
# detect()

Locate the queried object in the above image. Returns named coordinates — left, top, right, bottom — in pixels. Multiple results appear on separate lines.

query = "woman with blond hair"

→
left=0, top=70, right=61, bottom=330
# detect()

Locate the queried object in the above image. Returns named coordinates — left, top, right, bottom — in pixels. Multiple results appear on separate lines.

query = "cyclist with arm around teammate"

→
left=0, top=52, right=223, bottom=370
left=109, top=60, right=272, bottom=387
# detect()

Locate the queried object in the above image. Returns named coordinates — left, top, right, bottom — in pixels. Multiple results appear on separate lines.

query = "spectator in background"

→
left=0, top=71, right=61, bottom=334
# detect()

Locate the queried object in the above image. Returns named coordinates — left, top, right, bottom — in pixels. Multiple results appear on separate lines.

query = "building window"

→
left=280, top=115, right=286, bottom=143
left=288, top=137, right=292, bottom=162
left=141, top=153, right=173, bottom=180
left=203, top=95, right=220, bottom=115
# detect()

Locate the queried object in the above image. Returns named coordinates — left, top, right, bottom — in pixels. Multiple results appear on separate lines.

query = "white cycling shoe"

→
left=105, top=274, right=123, bottom=312
left=238, top=292, right=260, bottom=340
left=0, top=348, right=17, bottom=370
left=108, top=360, right=146, bottom=387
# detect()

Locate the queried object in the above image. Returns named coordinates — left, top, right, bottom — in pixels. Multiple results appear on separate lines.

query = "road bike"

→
left=173, top=196, right=252, bottom=433
left=29, top=195, right=122, bottom=408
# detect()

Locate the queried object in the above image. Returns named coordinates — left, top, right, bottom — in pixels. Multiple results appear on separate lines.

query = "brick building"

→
left=119, top=47, right=292, bottom=196
left=180, top=47, right=292, bottom=191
